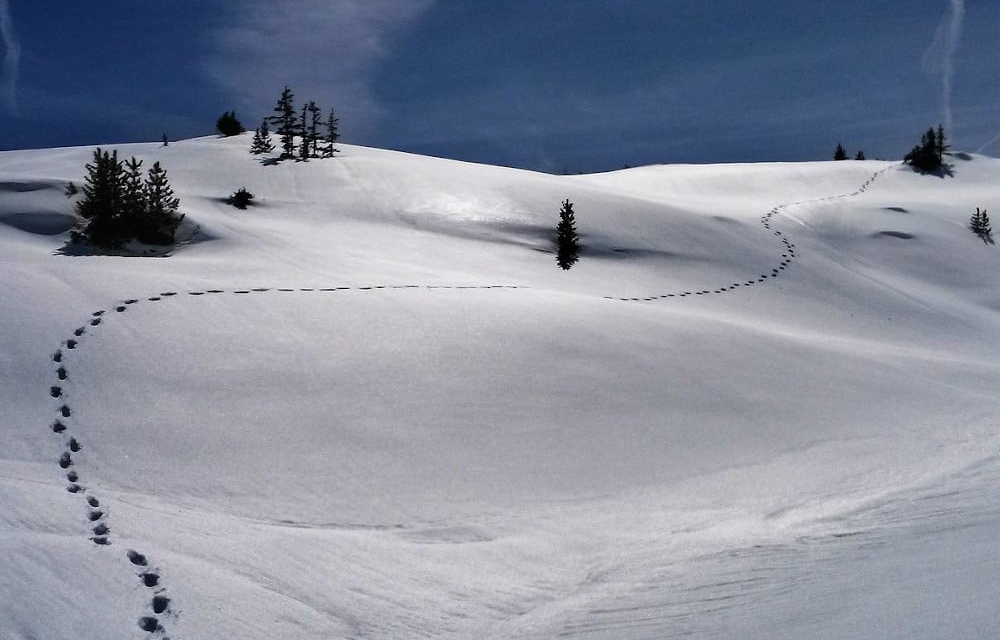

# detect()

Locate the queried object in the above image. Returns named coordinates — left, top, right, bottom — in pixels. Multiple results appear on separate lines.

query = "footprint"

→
left=87, top=496, right=99, bottom=508
left=59, top=452, right=72, bottom=468
left=93, top=523, right=109, bottom=536
left=189, top=291, right=205, bottom=296
left=161, top=292, right=177, bottom=297
left=74, top=327, right=85, bottom=337
left=67, top=485, right=83, bottom=493
left=60, top=405, right=71, bottom=417
left=127, top=550, right=148, bottom=566
left=124, top=299, right=138, bottom=305
left=147, top=297, right=161, bottom=302
left=57, top=367, right=67, bottom=380
left=67, top=471, right=78, bottom=483
left=53, top=350, right=62, bottom=363
left=69, top=437, right=81, bottom=452
left=88, top=510, right=104, bottom=521
left=50, top=386, right=62, bottom=398
left=116, top=306, right=126, bottom=312
left=52, top=420, right=66, bottom=433
left=141, top=572, right=159, bottom=588
left=90, top=318, right=101, bottom=326
left=66, top=340, right=76, bottom=350
left=152, top=595, right=170, bottom=614
left=92, top=536, right=110, bottom=546
left=138, top=617, right=161, bottom=632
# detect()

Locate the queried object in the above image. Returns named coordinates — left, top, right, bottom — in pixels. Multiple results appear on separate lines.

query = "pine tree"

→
left=216, top=110, right=245, bottom=137
left=970, top=207, right=992, bottom=243
left=120, top=157, right=146, bottom=239
left=323, top=108, right=340, bottom=157
left=268, top=86, right=297, bottom=159
left=250, top=119, right=275, bottom=154
left=307, top=101, right=323, bottom=158
left=555, top=199, right=580, bottom=270
left=855, top=149, right=865, bottom=161
left=834, top=143, right=848, bottom=161
left=138, top=161, right=183, bottom=245
left=904, top=125, right=946, bottom=173
left=298, top=103, right=311, bottom=161
left=75, top=148, right=129, bottom=249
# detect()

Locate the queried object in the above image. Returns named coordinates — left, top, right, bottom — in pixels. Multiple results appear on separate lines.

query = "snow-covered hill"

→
left=1, top=135, right=998, bottom=639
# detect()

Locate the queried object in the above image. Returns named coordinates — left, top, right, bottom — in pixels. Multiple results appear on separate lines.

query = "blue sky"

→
left=1, top=1, right=998, bottom=172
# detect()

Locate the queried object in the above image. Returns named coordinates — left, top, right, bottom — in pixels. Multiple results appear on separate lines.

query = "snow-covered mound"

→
left=1, top=135, right=998, bottom=639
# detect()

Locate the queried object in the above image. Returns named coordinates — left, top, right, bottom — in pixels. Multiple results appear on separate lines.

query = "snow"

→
left=1, top=134, right=998, bottom=639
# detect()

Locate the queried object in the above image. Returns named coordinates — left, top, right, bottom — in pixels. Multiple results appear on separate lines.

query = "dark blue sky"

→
left=1, top=1, right=998, bottom=172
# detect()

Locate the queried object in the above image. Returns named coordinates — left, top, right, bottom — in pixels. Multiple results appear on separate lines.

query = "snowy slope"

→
left=1, top=135, right=998, bottom=639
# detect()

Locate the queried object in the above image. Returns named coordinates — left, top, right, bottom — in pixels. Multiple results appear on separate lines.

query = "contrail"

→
left=975, top=131, right=1000, bottom=155
left=0, top=0, right=20, bottom=113
left=921, top=0, right=965, bottom=134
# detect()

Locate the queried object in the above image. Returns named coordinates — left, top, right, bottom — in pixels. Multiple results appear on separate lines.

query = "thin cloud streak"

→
left=922, top=0, right=964, bottom=133
left=0, top=0, right=20, bottom=113
left=205, top=0, right=436, bottom=139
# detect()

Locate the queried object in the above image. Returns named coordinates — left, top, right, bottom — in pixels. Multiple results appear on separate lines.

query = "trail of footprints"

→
left=47, top=169, right=887, bottom=635
left=606, top=167, right=890, bottom=302
left=49, top=284, right=526, bottom=636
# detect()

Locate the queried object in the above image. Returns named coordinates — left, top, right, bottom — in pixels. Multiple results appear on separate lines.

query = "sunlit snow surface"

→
left=1, top=136, right=998, bottom=639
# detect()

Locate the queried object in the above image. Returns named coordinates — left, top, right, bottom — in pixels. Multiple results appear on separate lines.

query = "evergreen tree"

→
left=970, top=207, right=993, bottom=243
left=120, top=157, right=146, bottom=238
left=834, top=143, right=848, bottom=161
left=216, top=110, right=245, bottom=137
left=555, top=199, right=580, bottom=270
left=250, top=119, right=275, bottom=154
left=268, top=86, right=297, bottom=159
left=307, top=101, right=323, bottom=158
left=298, top=103, right=311, bottom=161
left=75, top=148, right=129, bottom=249
left=138, top=161, right=183, bottom=245
left=904, top=126, right=946, bottom=173
left=855, top=149, right=865, bottom=161
left=323, top=108, right=340, bottom=157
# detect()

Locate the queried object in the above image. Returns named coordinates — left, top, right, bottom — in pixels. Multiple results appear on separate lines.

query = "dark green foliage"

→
left=138, top=161, right=183, bottom=245
left=250, top=120, right=275, bottom=154
left=555, top=199, right=580, bottom=270
left=323, top=108, right=340, bottom=157
left=855, top=150, right=865, bottom=161
left=298, top=104, right=311, bottom=161
left=74, top=148, right=129, bottom=249
left=216, top=110, right=245, bottom=137
left=72, top=148, right=183, bottom=249
left=970, top=207, right=993, bottom=243
left=226, top=187, right=255, bottom=210
left=834, top=143, right=847, bottom=161
left=268, top=86, right=298, bottom=159
left=904, top=125, right=948, bottom=173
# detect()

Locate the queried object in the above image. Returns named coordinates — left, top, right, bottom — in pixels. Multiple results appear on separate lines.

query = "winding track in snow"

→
left=46, top=167, right=890, bottom=636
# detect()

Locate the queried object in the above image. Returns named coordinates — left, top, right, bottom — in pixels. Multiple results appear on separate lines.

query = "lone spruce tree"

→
left=834, top=143, right=848, bottom=161
left=555, top=199, right=580, bottom=270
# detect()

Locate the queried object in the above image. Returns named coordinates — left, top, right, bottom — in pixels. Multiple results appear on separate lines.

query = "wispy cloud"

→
left=921, top=0, right=965, bottom=133
left=0, top=0, right=20, bottom=114
left=204, top=0, right=436, bottom=139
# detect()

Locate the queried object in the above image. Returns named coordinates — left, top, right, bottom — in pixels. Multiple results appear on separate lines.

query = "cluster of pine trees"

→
left=250, top=86, right=339, bottom=160
left=904, top=125, right=948, bottom=172
left=970, top=207, right=993, bottom=243
left=833, top=143, right=864, bottom=161
left=71, top=148, right=183, bottom=249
